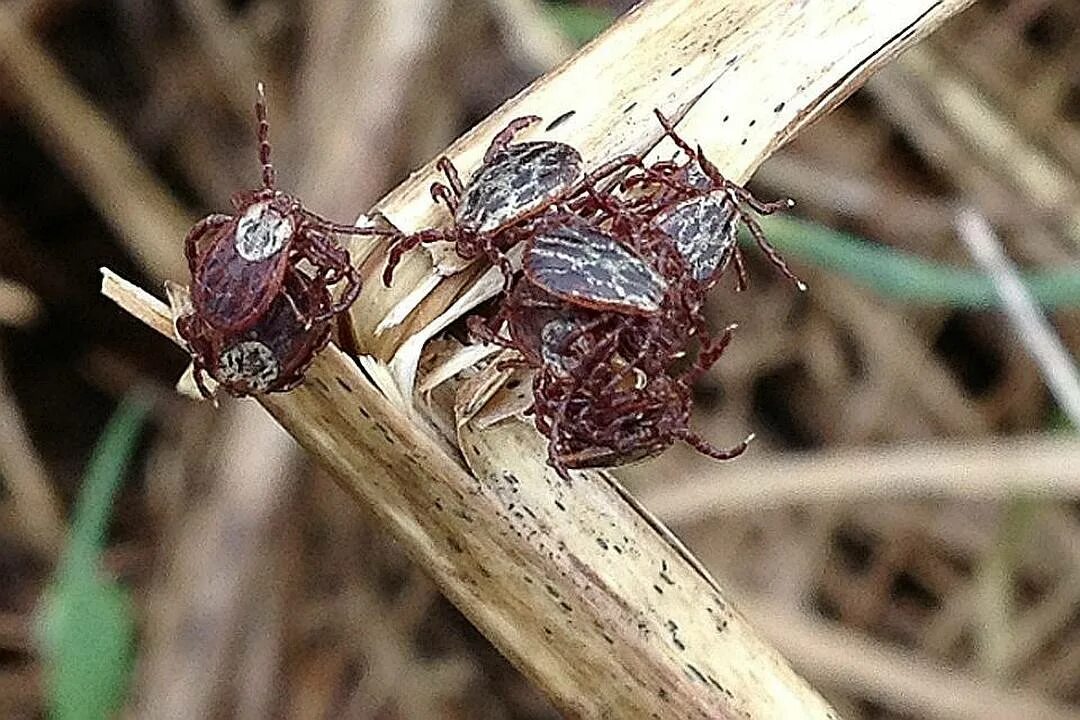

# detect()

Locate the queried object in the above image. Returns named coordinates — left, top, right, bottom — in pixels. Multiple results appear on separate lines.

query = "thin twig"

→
left=744, top=598, right=1080, bottom=720
left=0, top=10, right=191, bottom=280
left=631, top=435, right=1080, bottom=525
left=956, top=209, right=1080, bottom=426
left=135, top=403, right=299, bottom=720
left=0, top=279, right=41, bottom=328
left=175, top=0, right=263, bottom=119
left=0, top=353, right=64, bottom=558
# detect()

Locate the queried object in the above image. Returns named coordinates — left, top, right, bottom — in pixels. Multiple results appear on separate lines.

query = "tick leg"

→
left=466, top=314, right=507, bottom=347
left=678, top=429, right=754, bottom=461
left=255, top=82, right=276, bottom=190
left=176, top=313, right=220, bottom=399
left=281, top=285, right=312, bottom=329
left=601, top=333, right=653, bottom=393
left=184, top=213, right=233, bottom=275
left=302, top=209, right=403, bottom=239
left=728, top=184, right=795, bottom=215
left=739, top=212, right=807, bottom=291
left=485, top=115, right=542, bottom=163
left=731, top=248, right=749, bottom=292
left=685, top=323, right=737, bottom=385
left=653, top=109, right=700, bottom=162
left=193, top=362, right=214, bottom=399
left=302, top=232, right=355, bottom=293
left=574, top=153, right=648, bottom=214
left=481, top=237, right=515, bottom=291
left=538, top=328, right=622, bottom=479
left=300, top=239, right=360, bottom=320
left=584, top=153, right=643, bottom=185
left=430, top=181, right=458, bottom=214
left=314, top=263, right=362, bottom=321
left=383, top=228, right=448, bottom=286
left=435, top=157, right=465, bottom=198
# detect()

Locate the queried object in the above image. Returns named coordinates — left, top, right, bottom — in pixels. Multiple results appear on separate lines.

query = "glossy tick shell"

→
left=522, top=217, right=668, bottom=315
left=383, top=116, right=611, bottom=287
left=456, top=141, right=584, bottom=235
left=624, top=108, right=804, bottom=290
left=651, top=191, right=738, bottom=284
left=187, top=194, right=298, bottom=332
left=177, top=272, right=333, bottom=398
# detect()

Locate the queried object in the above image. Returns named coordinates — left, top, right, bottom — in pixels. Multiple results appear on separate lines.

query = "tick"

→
left=630, top=110, right=804, bottom=291
left=470, top=276, right=751, bottom=478
left=522, top=216, right=669, bottom=316
left=184, top=83, right=393, bottom=334
left=382, top=116, right=636, bottom=287
left=177, top=272, right=333, bottom=398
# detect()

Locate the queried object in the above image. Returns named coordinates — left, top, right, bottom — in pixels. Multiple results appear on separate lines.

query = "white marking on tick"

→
left=217, top=340, right=279, bottom=392
left=235, top=201, right=293, bottom=261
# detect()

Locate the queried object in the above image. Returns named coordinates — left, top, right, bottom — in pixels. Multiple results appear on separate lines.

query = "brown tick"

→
left=177, top=271, right=333, bottom=398
left=382, top=116, right=637, bottom=287
left=184, top=83, right=393, bottom=334
left=616, top=110, right=804, bottom=291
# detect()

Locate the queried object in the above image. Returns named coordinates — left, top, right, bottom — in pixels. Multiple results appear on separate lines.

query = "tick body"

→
left=522, top=217, right=668, bottom=315
left=455, top=140, right=583, bottom=235
left=633, top=109, right=804, bottom=291
left=177, top=272, right=333, bottom=398
left=184, top=83, right=391, bottom=334
left=651, top=191, right=738, bottom=284
left=382, top=116, right=636, bottom=287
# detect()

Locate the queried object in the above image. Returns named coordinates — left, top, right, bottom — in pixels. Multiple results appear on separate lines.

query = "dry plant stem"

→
left=0, top=354, right=64, bottom=558
left=746, top=599, right=1080, bottom=720
left=865, top=57, right=1071, bottom=263
left=0, top=279, right=42, bottom=328
left=632, top=435, right=1080, bottom=525
left=175, top=0, right=263, bottom=119
left=956, top=209, right=1080, bottom=425
left=104, top=0, right=975, bottom=716
left=0, top=667, right=39, bottom=716
left=483, top=0, right=576, bottom=71
left=136, top=403, right=298, bottom=720
left=0, top=10, right=191, bottom=281
left=294, top=0, right=447, bottom=220
left=897, top=48, right=1080, bottom=245
left=103, top=272, right=836, bottom=719
left=812, top=275, right=988, bottom=436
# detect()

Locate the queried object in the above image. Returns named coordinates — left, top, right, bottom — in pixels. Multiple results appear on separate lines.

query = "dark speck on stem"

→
left=545, top=110, right=575, bottom=132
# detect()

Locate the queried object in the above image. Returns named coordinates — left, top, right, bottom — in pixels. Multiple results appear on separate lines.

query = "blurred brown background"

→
left=2, top=1, right=1080, bottom=718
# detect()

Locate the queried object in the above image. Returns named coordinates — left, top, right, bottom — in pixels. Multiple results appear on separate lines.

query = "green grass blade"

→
left=753, top=216, right=1080, bottom=309
left=40, top=395, right=150, bottom=720
left=544, top=4, right=615, bottom=45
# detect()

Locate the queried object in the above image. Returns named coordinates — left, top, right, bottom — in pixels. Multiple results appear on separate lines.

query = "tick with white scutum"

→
left=177, top=271, right=334, bottom=398
left=181, top=82, right=395, bottom=335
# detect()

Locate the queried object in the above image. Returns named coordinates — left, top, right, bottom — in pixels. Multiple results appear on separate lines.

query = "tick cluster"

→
left=176, top=85, right=393, bottom=397
left=175, top=85, right=802, bottom=477
left=383, top=111, right=804, bottom=478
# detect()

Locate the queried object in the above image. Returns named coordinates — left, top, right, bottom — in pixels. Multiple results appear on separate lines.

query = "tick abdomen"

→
left=456, top=142, right=582, bottom=234
left=653, top=191, right=738, bottom=283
